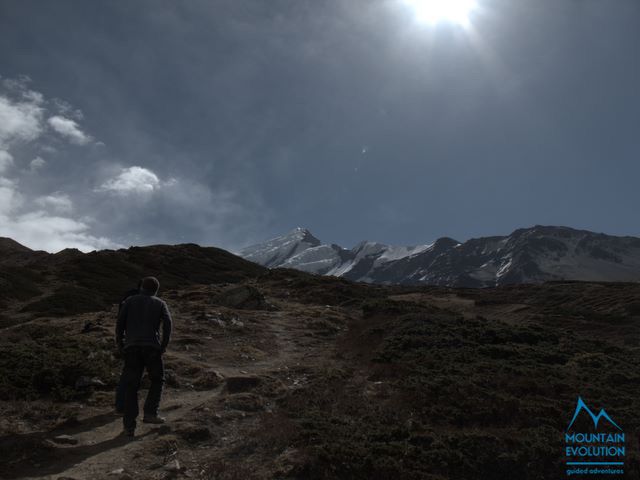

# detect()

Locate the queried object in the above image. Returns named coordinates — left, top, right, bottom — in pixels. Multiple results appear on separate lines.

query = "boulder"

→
left=211, top=285, right=269, bottom=310
left=177, top=425, right=211, bottom=443
left=194, top=370, right=224, bottom=390
left=224, top=393, right=264, bottom=412
left=225, top=376, right=261, bottom=393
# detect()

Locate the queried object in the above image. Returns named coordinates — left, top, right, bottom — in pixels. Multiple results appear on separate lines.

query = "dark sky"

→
left=0, top=0, right=638, bottom=252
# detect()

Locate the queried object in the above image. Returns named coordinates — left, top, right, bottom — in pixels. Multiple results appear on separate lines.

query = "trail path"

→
left=11, top=298, right=344, bottom=480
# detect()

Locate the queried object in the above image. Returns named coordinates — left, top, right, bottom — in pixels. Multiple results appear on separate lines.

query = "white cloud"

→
left=98, top=166, right=162, bottom=194
left=0, top=178, right=118, bottom=252
left=0, top=95, right=43, bottom=145
left=40, top=145, right=57, bottom=154
left=51, top=98, right=83, bottom=120
left=0, top=177, right=22, bottom=216
left=0, top=150, right=13, bottom=173
left=1, top=211, right=118, bottom=252
left=35, top=192, right=73, bottom=213
left=47, top=115, right=92, bottom=145
left=0, top=76, right=93, bottom=153
left=0, top=76, right=115, bottom=253
left=29, top=156, right=46, bottom=172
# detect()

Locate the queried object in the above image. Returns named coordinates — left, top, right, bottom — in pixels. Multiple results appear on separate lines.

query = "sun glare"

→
left=404, top=0, right=477, bottom=25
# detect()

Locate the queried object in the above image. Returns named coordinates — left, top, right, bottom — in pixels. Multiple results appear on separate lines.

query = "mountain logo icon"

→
left=567, top=397, right=622, bottom=431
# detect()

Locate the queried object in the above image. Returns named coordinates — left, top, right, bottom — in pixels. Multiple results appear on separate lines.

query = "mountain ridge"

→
left=239, top=225, right=640, bottom=286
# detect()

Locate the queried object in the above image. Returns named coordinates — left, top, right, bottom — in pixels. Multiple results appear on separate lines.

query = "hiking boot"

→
left=115, top=408, right=124, bottom=416
left=143, top=415, right=166, bottom=424
left=121, top=427, right=135, bottom=438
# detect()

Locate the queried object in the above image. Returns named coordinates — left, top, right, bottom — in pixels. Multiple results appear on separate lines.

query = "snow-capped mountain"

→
left=240, top=227, right=322, bottom=268
left=239, top=226, right=640, bottom=287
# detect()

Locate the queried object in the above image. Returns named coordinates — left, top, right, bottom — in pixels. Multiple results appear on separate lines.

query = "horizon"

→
left=3, top=222, right=639, bottom=255
left=1, top=1, right=639, bottom=252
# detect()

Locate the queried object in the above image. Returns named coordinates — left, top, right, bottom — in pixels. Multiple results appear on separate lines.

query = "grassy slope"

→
left=251, top=281, right=640, bottom=479
left=1, top=241, right=639, bottom=479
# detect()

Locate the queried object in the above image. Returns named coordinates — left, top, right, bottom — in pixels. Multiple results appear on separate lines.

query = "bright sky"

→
left=0, top=0, right=639, bottom=252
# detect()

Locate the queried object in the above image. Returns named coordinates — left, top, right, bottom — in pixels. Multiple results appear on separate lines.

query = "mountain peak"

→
left=286, top=227, right=321, bottom=245
left=433, top=237, right=460, bottom=248
left=240, top=225, right=640, bottom=287
left=240, top=227, right=321, bottom=268
left=0, top=237, right=32, bottom=253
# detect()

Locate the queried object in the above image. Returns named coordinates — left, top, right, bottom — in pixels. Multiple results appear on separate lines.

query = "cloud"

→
left=98, top=166, right=162, bottom=194
left=47, top=115, right=92, bottom=145
left=0, top=76, right=94, bottom=151
left=0, top=74, right=271, bottom=252
left=0, top=177, right=21, bottom=216
left=51, top=98, right=84, bottom=120
left=29, top=156, right=46, bottom=172
left=0, top=94, right=43, bottom=146
left=0, top=177, right=118, bottom=252
left=35, top=192, right=73, bottom=213
left=0, top=76, right=116, bottom=252
left=0, top=150, right=13, bottom=173
left=2, top=210, right=117, bottom=253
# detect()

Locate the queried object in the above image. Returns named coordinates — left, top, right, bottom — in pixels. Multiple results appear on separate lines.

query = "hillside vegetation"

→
left=1, top=239, right=639, bottom=479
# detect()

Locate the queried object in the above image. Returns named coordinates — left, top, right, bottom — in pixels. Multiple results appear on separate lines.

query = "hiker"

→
left=114, top=280, right=142, bottom=414
left=115, top=276, right=172, bottom=437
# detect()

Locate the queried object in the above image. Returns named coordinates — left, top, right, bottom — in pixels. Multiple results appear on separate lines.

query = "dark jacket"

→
left=116, top=290, right=172, bottom=352
left=118, top=288, right=140, bottom=314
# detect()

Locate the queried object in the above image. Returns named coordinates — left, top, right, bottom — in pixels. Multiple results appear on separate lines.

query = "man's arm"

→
left=116, top=299, right=129, bottom=350
left=160, top=301, right=172, bottom=353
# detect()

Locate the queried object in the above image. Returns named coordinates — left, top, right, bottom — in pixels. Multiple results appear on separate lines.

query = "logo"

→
left=565, top=397, right=625, bottom=477
left=567, top=397, right=622, bottom=432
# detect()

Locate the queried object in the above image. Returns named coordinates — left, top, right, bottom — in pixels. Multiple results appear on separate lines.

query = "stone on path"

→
left=52, top=434, right=78, bottom=445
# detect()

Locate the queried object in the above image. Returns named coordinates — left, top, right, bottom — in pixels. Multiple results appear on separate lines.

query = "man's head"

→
left=141, top=276, right=160, bottom=295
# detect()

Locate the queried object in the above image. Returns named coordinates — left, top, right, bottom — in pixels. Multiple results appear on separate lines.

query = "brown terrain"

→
left=1, top=239, right=640, bottom=479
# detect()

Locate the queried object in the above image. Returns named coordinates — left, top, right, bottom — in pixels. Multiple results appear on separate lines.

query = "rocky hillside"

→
left=1, top=239, right=640, bottom=479
left=0, top=238, right=265, bottom=328
left=240, top=226, right=640, bottom=287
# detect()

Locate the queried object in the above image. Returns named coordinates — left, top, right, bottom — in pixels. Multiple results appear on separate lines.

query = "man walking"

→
left=114, top=280, right=142, bottom=414
left=116, top=276, right=172, bottom=437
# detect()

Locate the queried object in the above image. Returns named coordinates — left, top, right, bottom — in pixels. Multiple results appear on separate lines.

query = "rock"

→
left=224, top=393, right=264, bottom=412
left=177, top=425, right=211, bottom=443
left=230, top=318, right=244, bottom=328
left=207, top=315, right=226, bottom=328
left=165, top=459, right=182, bottom=473
left=52, top=434, right=78, bottom=445
left=211, top=285, right=269, bottom=310
left=75, top=376, right=106, bottom=389
left=194, top=370, right=224, bottom=389
left=164, top=369, right=180, bottom=387
left=81, top=320, right=102, bottom=333
left=212, top=413, right=223, bottom=425
left=225, top=376, right=261, bottom=393
left=58, top=416, right=81, bottom=428
left=109, top=468, right=125, bottom=475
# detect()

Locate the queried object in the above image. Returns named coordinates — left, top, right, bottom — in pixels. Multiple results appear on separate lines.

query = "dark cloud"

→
left=0, top=0, right=638, bottom=251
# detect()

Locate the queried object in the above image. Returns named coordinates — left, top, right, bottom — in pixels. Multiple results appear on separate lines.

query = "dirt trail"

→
left=17, top=389, right=221, bottom=480
left=10, top=298, right=344, bottom=480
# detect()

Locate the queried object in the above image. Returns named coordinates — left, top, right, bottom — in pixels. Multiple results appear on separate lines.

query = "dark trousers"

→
left=115, top=368, right=125, bottom=412
left=122, top=346, right=164, bottom=431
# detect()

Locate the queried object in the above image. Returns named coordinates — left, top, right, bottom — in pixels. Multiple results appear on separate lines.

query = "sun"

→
left=403, top=0, right=477, bottom=25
